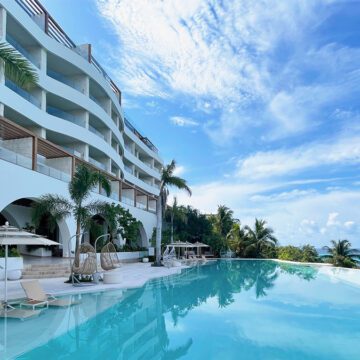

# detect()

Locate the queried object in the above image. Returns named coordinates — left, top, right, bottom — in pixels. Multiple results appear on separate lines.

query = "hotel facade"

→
left=0, top=0, right=162, bottom=256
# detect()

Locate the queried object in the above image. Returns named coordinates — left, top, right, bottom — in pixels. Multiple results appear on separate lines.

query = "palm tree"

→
left=0, top=43, right=38, bottom=88
left=166, top=197, right=188, bottom=243
left=214, top=205, right=234, bottom=238
left=226, top=222, right=247, bottom=256
left=323, top=239, right=360, bottom=268
left=32, top=164, right=111, bottom=265
left=244, top=218, right=277, bottom=258
left=155, top=160, right=191, bottom=266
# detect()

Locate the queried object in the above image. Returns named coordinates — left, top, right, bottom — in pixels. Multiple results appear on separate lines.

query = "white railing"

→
left=89, top=157, right=106, bottom=170
left=136, top=202, right=147, bottom=210
left=36, top=162, right=71, bottom=182
left=110, top=192, right=119, bottom=201
left=61, top=146, right=83, bottom=158
left=47, top=106, right=85, bottom=127
left=5, top=79, right=41, bottom=108
left=47, top=69, right=82, bottom=92
left=124, top=165, right=133, bottom=174
left=121, top=196, right=134, bottom=206
left=88, top=124, right=106, bottom=141
left=0, top=146, right=32, bottom=169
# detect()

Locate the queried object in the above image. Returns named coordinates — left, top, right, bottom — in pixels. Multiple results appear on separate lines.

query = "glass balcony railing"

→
left=136, top=202, right=147, bottom=210
left=5, top=79, right=41, bottom=108
left=89, top=94, right=106, bottom=111
left=61, top=146, right=83, bottom=159
left=125, top=144, right=134, bottom=154
left=124, top=165, right=133, bottom=174
left=121, top=196, right=134, bottom=206
left=37, top=162, right=71, bottom=182
left=47, top=69, right=81, bottom=92
left=110, top=192, right=119, bottom=201
left=0, top=145, right=32, bottom=169
left=88, top=124, right=106, bottom=141
left=89, top=156, right=106, bottom=171
left=6, top=34, right=39, bottom=68
left=46, top=106, right=85, bottom=127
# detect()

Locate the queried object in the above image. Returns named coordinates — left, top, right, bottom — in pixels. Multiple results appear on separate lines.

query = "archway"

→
left=0, top=198, right=68, bottom=257
left=89, top=214, right=109, bottom=250
left=138, top=222, right=148, bottom=248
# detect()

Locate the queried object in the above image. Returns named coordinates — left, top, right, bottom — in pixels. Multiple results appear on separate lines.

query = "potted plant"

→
left=0, top=246, right=23, bottom=280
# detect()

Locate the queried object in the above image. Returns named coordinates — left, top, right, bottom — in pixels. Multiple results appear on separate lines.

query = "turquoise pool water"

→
left=2, top=260, right=360, bottom=359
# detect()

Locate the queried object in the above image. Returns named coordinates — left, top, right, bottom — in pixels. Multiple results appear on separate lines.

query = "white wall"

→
left=0, top=159, right=157, bottom=254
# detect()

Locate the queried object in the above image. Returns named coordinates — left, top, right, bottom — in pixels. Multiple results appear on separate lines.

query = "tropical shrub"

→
left=277, top=245, right=318, bottom=263
left=323, top=240, right=359, bottom=268
left=0, top=247, right=21, bottom=257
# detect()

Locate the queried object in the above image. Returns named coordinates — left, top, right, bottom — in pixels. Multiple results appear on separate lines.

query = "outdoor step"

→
left=24, top=265, right=70, bottom=270
left=21, top=273, right=69, bottom=279
left=22, top=271, right=71, bottom=276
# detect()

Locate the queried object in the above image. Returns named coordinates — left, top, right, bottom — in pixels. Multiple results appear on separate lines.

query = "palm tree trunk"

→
left=155, top=194, right=163, bottom=266
left=171, top=212, right=174, bottom=243
left=74, top=221, right=81, bottom=268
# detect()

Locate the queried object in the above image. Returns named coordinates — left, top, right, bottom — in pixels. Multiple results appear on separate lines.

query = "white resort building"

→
left=0, top=0, right=163, bottom=257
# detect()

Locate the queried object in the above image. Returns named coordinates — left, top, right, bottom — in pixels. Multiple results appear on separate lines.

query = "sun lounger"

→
left=20, top=280, right=79, bottom=310
left=0, top=303, right=41, bottom=320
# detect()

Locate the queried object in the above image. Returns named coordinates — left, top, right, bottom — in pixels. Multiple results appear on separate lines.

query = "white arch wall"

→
left=0, top=159, right=157, bottom=254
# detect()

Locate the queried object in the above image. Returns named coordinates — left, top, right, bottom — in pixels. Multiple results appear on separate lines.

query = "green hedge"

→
left=277, top=245, right=318, bottom=263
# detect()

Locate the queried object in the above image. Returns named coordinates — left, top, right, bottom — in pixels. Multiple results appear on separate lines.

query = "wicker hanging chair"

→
left=72, top=243, right=97, bottom=275
left=100, top=242, right=121, bottom=271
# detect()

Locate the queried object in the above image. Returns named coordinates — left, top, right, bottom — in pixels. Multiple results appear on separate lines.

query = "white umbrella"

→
left=0, top=222, right=59, bottom=309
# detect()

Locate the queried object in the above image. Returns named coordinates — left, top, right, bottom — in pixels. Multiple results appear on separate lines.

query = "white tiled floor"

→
left=2, top=262, right=187, bottom=301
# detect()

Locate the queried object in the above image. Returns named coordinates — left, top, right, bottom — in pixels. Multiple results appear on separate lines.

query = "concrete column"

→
left=39, top=48, right=47, bottom=72
left=40, top=90, right=46, bottom=111
left=105, top=129, right=111, bottom=144
left=0, top=7, right=7, bottom=41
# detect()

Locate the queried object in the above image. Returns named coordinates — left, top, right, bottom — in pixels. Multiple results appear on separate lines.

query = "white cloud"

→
left=237, top=134, right=360, bottom=179
left=344, top=221, right=355, bottom=229
left=326, top=212, right=340, bottom=227
left=172, top=181, right=360, bottom=247
left=96, top=0, right=354, bottom=143
left=173, top=165, right=186, bottom=176
left=170, top=116, right=199, bottom=127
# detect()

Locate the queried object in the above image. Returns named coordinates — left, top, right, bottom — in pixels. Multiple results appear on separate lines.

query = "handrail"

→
left=124, top=117, right=159, bottom=154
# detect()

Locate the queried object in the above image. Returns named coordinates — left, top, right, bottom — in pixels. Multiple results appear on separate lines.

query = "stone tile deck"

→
left=2, top=262, right=187, bottom=301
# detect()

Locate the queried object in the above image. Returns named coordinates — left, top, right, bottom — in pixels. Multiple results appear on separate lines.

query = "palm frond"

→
left=32, top=194, right=72, bottom=231
left=165, top=176, right=192, bottom=196
left=0, top=43, right=38, bottom=88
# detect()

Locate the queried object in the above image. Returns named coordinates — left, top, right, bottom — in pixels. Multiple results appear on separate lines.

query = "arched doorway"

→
left=0, top=198, right=66, bottom=257
left=89, top=214, right=109, bottom=250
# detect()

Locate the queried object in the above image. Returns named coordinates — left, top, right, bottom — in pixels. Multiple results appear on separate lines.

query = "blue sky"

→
left=40, top=0, right=360, bottom=247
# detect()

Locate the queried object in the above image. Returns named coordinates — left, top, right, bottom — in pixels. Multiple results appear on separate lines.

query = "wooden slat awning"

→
left=37, top=139, right=70, bottom=159
left=0, top=116, right=33, bottom=140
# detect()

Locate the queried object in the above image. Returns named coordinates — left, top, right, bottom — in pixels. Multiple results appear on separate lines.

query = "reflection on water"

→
left=3, top=260, right=360, bottom=360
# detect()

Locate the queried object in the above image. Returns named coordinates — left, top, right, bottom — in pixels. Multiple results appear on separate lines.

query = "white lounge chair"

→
left=20, top=280, right=79, bottom=310
left=0, top=303, right=41, bottom=320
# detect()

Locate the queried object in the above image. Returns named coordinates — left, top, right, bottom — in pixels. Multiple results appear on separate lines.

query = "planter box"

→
left=0, top=257, right=23, bottom=280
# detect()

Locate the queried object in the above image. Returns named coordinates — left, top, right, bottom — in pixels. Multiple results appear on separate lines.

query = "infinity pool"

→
left=2, top=260, right=360, bottom=359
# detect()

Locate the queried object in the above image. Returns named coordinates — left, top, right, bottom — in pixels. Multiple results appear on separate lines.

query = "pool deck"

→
left=2, top=262, right=188, bottom=301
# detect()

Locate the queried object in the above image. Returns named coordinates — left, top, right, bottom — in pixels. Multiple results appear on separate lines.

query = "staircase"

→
left=22, top=262, right=71, bottom=279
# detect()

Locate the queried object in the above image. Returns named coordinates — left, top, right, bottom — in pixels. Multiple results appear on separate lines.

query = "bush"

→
left=114, top=244, right=147, bottom=252
left=277, top=245, right=318, bottom=263
left=0, top=247, right=21, bottom=257
left=277, top=246, right=303, bottom=262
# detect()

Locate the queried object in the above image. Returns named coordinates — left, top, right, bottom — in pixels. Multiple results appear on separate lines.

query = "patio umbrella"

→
left=193, top=241, right=210, bottom=256
left=0, top=222, right=59, bottom=309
